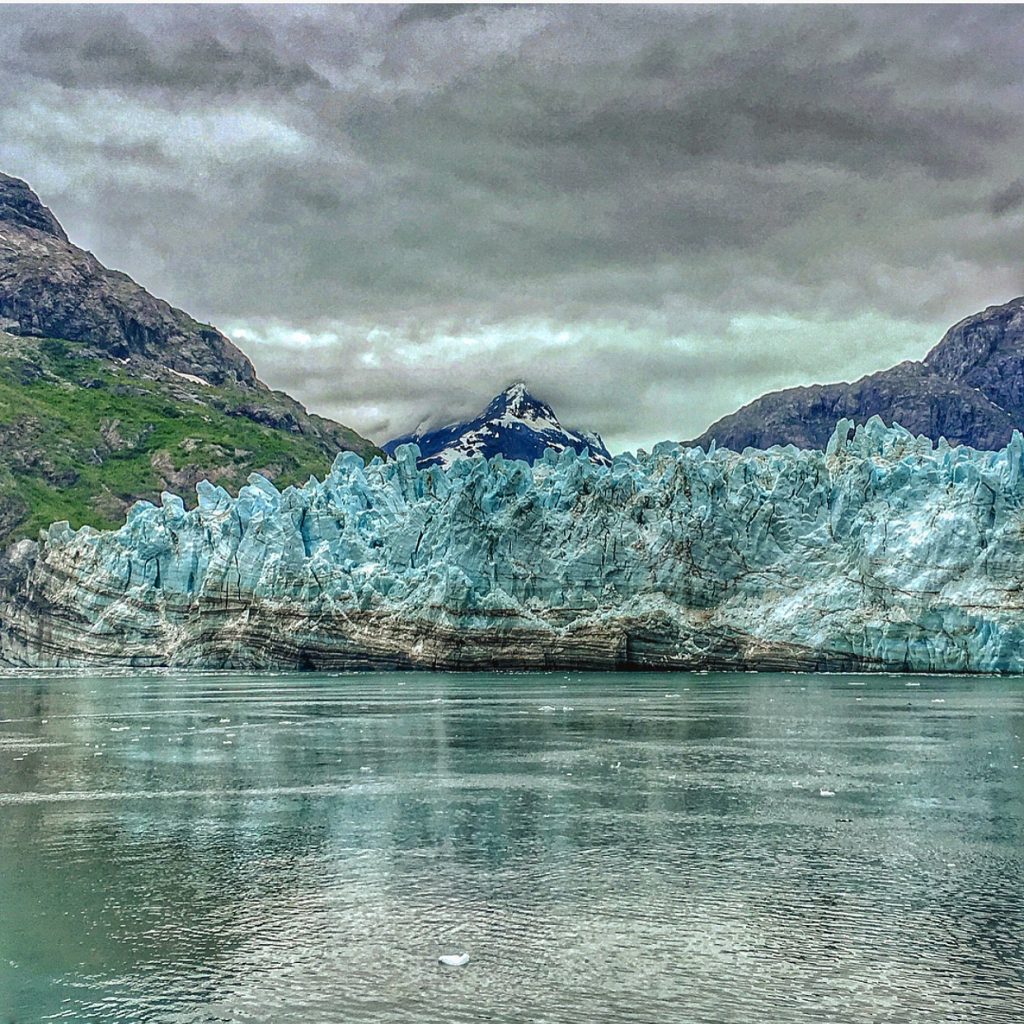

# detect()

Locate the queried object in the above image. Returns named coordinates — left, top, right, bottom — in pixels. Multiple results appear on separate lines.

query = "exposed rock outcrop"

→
left=0, top=173, right=68, bottom=240
left=689, top=297, right=1024, bottom=452
left=0, top=174, right=254, bottom=385
left=924, top=298, right=1024, bottom=421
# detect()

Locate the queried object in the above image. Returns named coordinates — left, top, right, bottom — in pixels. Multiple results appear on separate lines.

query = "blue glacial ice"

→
left=3, top=416, right=1024, bottom=672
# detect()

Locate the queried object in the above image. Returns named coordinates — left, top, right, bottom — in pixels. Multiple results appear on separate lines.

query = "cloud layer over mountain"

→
left=3, top=5, right=1022, bottom=449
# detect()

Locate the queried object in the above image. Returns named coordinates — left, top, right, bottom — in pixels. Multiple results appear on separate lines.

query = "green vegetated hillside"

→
left=0, top=333, right=381, bottom=545
left=0, top=172, right=384, bottom=547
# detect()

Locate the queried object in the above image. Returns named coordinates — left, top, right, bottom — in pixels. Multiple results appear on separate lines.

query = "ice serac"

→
left=383, top=382, right=613, bottom=468
left=4, top=417, right=1024, bottom=672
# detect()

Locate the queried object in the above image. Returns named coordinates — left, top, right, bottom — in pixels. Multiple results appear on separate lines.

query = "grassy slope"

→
left=0, top=335, right=381, bottom=544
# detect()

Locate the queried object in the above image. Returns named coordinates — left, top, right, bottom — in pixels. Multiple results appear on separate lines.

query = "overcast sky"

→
left=2, top=4, right=1023, bottom=451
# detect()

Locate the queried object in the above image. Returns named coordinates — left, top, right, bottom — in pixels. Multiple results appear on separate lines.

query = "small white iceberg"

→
left=438, top=952, right=470, bottom=967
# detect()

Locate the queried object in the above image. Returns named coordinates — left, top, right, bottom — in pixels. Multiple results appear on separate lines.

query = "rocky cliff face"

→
left=0, top=173, right=68, bottom=240
left=924, top=299, right=1024, bottom=420
left=689, top=297, right=1024, bottom=452
left=0, top=174, right=255, bottom=386
left=384, top=382, right=612, bottom=468
left=4, top=419, right=1024, bottom=672
left=0, top=173, right=380, bottom=543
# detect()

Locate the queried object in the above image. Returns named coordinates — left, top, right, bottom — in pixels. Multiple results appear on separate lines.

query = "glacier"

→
left=3, top=416, right=1024, bottom=672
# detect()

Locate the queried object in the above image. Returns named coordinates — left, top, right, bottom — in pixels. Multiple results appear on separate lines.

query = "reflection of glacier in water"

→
left=10, top=417, right=1024, bottom=671
left=1, top=671, right=1023, bottom=1022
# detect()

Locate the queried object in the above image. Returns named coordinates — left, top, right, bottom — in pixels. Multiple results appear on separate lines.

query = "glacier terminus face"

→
left=3, top=416, right=1024, bottom=672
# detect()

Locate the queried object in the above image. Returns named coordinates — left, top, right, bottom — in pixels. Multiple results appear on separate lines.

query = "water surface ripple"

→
left=1, top=671, right=1023, bottom=1022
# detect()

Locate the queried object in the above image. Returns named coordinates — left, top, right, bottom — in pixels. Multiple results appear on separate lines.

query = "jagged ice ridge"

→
left=3, top=417, right=1024, bottom=672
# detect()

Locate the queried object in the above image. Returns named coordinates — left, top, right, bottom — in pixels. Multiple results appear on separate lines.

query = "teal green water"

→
left=1, top=671, right=1023, bottom=1022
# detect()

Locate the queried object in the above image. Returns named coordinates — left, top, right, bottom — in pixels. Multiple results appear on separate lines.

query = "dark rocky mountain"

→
left=0, top=173, right=68, bottom=239
left=923, top=299, right=1024, bottom=420
left=384, top=382, right=612, bottom=468
left=687, top=297, right=1024, bottom=452
left=0, top=173, right=380, bottom=544
left=0, top=172, right=254, bottom=385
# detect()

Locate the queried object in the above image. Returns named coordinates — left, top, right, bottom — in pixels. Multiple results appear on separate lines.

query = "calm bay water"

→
left=1, top=671, right=1023, bottom=1023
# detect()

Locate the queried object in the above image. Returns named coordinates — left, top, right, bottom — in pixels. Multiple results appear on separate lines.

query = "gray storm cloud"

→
left=1, top=5, right=1022, bottom=449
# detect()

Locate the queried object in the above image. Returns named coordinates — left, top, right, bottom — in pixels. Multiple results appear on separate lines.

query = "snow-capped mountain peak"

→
left=484, top=381, right=558, bottom=426
left=383, top=383, right=612, bottom=468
